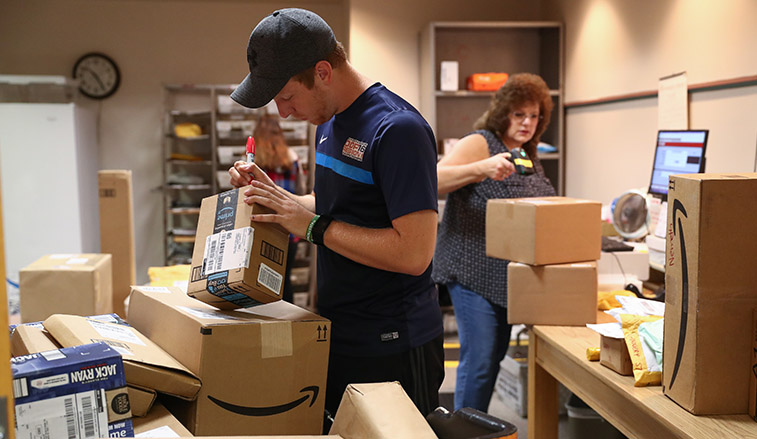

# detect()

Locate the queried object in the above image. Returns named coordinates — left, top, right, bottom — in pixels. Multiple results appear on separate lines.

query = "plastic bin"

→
left=566, top=395, right=625, bottom=439
left=426, top=407, right=517, bottom=439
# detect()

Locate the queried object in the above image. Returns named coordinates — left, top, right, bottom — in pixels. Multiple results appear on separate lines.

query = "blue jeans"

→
left=448, top=282, right=512, bottom=412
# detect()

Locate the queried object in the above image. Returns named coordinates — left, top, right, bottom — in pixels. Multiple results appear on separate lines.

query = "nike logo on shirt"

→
left=319, top=135, right=329, bottom=144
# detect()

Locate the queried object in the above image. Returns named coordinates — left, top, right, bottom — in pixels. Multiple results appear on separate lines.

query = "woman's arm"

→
left=437, top=133, right=516, bottom=195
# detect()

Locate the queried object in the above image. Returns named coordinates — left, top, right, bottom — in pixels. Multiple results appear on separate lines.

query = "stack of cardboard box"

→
left=486, top=196, right=601, bottom=326
left=486, top=197, right=601, bottom=414
left=9, top=312, right=200, bottom=435
left=8, top=289, right=335, bottom=437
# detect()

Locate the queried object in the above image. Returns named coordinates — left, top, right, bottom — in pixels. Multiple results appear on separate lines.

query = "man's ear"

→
left=314, top=60, right=332, bottom=83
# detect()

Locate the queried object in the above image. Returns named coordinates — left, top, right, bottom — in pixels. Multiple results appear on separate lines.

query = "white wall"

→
left=0, top=0, right=347, bottom=284
left=347, top=0, right=544, bottom=108
left=549, top=0, right=757, bottom=204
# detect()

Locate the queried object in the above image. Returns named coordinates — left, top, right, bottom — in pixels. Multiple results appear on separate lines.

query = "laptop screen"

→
left=648, top=130, right=708, bottom=200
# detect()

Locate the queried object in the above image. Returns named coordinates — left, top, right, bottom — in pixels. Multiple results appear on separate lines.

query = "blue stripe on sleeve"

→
left=316, top=152, right=374, bottom=185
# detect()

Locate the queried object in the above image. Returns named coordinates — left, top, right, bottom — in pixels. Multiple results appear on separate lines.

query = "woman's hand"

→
left=477, top=152, right=515, bottom=181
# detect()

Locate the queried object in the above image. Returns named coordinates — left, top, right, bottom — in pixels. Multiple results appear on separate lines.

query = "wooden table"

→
left=528, top=325, right=757, bottom=439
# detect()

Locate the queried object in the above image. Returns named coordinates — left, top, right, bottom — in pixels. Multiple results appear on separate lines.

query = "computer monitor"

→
left=648, top=129, right=708, bottom=200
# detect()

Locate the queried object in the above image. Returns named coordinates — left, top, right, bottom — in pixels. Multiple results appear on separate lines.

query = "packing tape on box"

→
left=261, top=321, right=293, bottom=358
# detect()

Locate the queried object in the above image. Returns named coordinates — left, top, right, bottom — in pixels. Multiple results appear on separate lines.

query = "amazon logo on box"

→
left=126, top=285, right=331, bottom=436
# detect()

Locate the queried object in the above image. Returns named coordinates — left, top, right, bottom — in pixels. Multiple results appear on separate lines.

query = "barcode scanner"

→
left=507, top=147, right=535, bottom=175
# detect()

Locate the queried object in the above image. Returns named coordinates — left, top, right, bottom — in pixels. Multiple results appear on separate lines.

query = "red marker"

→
left=246, top=136, right=255, bottom=164
left=245, top=136, right=255, bottom=184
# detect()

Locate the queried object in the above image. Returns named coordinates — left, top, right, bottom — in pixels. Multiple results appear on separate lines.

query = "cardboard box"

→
left=600, top=335, right=633, bottom=376
left=663, top=172, right=757, bottom=414
left=507, top=261, right=597, bottom=325
left=7, top=313, right=157, bottom=417
left=9, top=313, right=127, bottom=356
left=10, top=323, right=60, bottom=356
left=43, top=314, right=201, bottom=401
left=10, top=322, right=155, bottom=418
left=19, top=253, right=113, bottom=322
left=98, top=170, right=136, bottom=318
left=133, top=400, right=193, bottom=436
left=127, top=285, right=330, bottom=436
left=188, top=187, right=290, bottom=309
left=329, top=382, right=437, bottom=439
left=486, top=197, right=601, bottom=265
left=750, top=308, right=757, bottom=421
left=11, top=342, right=134, bottom=438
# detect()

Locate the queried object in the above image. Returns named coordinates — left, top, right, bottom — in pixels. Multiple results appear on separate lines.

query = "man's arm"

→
left=322, top=209, right=437, bottom=276
left=243, top=177, right=437, bottom=276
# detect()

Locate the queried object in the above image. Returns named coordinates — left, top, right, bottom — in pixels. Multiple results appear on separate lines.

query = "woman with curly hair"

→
left=433, top=73, right=556, bottom=411
left=252, top=113, right=304, bottom=303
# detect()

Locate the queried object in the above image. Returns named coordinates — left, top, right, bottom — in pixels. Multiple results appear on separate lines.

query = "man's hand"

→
left=228, top=161, right=276, bottom=188
left=243, top=180, right=314, bottom=239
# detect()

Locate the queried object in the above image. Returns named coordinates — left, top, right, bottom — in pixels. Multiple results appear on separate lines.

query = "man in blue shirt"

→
left=227, top=8, right=444, bottom=420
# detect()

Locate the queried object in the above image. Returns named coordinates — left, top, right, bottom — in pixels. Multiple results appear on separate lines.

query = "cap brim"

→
left=230, top=73, right=290, bottom=109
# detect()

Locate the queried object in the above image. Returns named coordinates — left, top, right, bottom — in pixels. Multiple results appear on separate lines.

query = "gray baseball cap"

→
left=231, top=8, right=337, bottom=108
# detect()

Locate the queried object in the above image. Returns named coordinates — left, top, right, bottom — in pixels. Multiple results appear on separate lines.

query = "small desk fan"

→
left=611, top=190, right=651, bottom=240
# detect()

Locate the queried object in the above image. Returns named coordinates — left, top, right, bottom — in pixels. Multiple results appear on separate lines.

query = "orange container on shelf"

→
left=466, top=73, right=509, bottom=91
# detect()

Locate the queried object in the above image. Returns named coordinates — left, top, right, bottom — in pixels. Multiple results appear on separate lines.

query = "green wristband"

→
left=306, top=214, right=320, bottom=243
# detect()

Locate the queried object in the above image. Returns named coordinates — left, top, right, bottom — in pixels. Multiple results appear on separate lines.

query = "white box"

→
left=440, top=61, right=459, bottom=91
left=495, top=355, right=570, bottom=417
left=597, top=249, right=649, bottom=281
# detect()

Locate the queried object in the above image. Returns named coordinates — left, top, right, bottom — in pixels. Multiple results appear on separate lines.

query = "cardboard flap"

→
left=123, top=361, right=201, bottom=401
left=43, top=314, right=201, bottom=399
left=131, top=286, right=328, bottom=325
left=127, top=385, right=157, bottom=417
left=23, top=253, right=111, bottom=272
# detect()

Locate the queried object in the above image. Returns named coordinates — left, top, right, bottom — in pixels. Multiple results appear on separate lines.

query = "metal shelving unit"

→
left=420, top=21, right=565, bottom=194
left=161, top=84, right=315, bottom=303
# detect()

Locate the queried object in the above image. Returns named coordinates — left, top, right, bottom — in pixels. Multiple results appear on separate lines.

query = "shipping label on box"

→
left=127, top=286, right=330, bottom=436
left=188, top=187, right=289, bottom=309
left=663, top=172, right=757, bottom=414
left=43, top=314, right=201, bottom=401
left=11, top=342, right=134, bottom=438
left=19, top=254, right=113, bottom=323
left=507, top=261, right=597, bottom=326
left=486, top=197, right=601, bottom=265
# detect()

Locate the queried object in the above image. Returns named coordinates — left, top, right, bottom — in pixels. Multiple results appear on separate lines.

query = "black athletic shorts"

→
left=325, top=333, right=445, bottom=418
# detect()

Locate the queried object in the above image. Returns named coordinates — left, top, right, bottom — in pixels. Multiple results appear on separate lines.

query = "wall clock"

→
left=72, top=52, right=121, bottom=99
